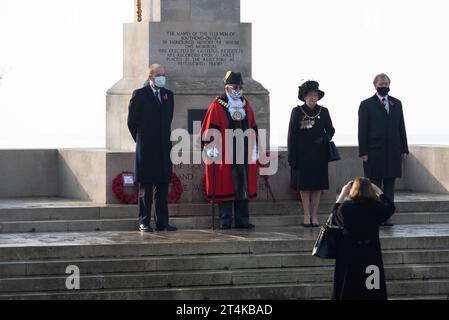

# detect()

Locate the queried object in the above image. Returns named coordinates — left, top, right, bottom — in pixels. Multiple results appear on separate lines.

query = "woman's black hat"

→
left=298, top=80, right=325, bottom=102
left=224, top=70, right=244, bottom=85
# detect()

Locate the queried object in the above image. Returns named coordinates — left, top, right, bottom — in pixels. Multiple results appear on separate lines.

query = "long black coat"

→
left=127, top=86, right=174, bottom=184
left=288, top=105, right=335, bottom=190
left=331, top=195, right=395, bottom=300
left=358, top=95, right=409, bottom=179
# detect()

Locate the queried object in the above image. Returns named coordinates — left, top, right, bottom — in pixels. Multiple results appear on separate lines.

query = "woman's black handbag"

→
left=328, top=140, right=341, bottom=162
left=312, top=212, right=343, bottom=259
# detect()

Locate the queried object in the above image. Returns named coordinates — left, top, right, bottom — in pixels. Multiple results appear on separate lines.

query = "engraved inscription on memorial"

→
left=160, top=31, right=244, bottom=67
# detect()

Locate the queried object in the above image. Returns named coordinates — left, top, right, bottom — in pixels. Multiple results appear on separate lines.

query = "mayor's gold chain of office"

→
left=300, top=106, right=322, bottom=120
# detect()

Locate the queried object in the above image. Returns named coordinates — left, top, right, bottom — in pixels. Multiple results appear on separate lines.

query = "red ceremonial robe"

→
left=200, top=96, right=259, bottom=203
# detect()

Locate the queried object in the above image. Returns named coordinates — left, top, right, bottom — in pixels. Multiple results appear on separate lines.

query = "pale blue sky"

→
left=1, top=0, right=448, bottom=148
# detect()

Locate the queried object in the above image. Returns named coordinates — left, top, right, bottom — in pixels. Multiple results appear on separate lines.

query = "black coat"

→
left=127, top=86, right=174, bottom=184
left=288, top=105, right=335, bottom=190
left=331, top=195, right=395, bottom=300
left=358, top=95, right=409, bottom=179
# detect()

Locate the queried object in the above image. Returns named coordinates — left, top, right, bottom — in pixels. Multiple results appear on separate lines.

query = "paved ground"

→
left=1, top=224, right=449, bottom=248
left=1, top=192, right=449, bottom=247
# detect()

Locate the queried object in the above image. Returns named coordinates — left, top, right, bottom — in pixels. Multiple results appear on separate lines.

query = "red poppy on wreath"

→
left=168, top=172, right=184, bottom=203
left=112, top=172, right=184, bottom=204
left=162, top=94, right=169, bottom=102
left=112, top=172, right=139, bottom=205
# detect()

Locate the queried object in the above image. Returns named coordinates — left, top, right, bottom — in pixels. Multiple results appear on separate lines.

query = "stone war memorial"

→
left=0, top=0, right=449, bottom=301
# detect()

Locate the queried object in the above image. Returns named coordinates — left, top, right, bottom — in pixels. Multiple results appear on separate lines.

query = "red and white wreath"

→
left=112, top=172, right=139, bottom=204
left=112, top=172, right=184, bottom=204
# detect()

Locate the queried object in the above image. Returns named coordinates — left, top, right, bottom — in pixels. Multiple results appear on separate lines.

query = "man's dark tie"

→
left=155, top=91, right=161, bottom=104
left=382, top=97, right=389, bottom=114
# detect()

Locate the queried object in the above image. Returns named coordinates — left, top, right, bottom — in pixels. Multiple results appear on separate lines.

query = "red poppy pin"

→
left=162, top=94, right=169, bottom=102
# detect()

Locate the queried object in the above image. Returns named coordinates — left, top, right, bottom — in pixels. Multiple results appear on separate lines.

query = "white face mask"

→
left=154, top=76, right=166, bottom=88
left=230, top=89, right=243, bottom=100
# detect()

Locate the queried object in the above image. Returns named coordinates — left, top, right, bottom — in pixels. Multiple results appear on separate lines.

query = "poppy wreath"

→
left=168, top=172, right=184, bottom=203
left=112, top=172, right=184, bottom=204
left=112, top=172, right=139, bottom=204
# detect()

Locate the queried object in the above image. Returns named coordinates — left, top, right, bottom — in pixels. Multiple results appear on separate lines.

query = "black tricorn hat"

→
left=224, top=70, right=244, bottom=85
left=298, top=80, right=325, bottom=102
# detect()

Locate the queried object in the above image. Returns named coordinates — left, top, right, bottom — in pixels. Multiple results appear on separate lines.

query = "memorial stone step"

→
left=1, top=193, right=449, bottom=233
left=0, top=226, right=449, bottom=300
left=2, top=279, right=449, bottom=300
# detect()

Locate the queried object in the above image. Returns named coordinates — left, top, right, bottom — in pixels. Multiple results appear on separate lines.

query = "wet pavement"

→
left=0, top=224, right=449, bottom=248
left=1, top=192, right=449, bottom=248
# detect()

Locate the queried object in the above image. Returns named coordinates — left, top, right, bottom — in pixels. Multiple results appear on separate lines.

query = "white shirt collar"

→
left=150, top=84, right=160, bottom=94
left=376, top=92, right=389, bottom=101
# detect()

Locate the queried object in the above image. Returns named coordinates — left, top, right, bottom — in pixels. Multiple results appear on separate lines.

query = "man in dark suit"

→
left=128, top=64, right=177, bottom=232
left=358, top=73, right=409, bottom=226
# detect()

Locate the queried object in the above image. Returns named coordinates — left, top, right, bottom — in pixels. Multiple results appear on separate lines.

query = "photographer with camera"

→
left=331, top=177, right=396, bottom=300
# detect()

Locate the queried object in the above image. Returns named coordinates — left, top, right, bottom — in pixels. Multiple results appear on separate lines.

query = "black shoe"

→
left=139, top=224, right=153, bottom=233
left=235, top=224, right=255, bottom=230
left=165, top=225, right=178, bottom=232
left=156, top=225, right=178, bottom=232
left=311, top=223, right=321, bottom=228
left=219, top=225, right=232, bottom=230
left=302, top=223, right=313, bottom=228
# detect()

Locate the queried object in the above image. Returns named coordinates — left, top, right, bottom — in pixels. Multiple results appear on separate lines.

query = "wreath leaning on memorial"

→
left=112, top=172, right=184, bottom=204
left=168, top=172, right=184, bottom=204
left=112, top=172, right=139, bottom=205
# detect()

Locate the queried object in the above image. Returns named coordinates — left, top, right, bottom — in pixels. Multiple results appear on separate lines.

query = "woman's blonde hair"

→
left=349, top=177, right=377, bottom=200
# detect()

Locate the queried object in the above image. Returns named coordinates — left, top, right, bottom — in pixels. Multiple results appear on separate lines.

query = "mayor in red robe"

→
left=200, top=71, right=259, bottom=230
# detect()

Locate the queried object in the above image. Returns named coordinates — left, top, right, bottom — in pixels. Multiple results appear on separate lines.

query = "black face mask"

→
left=377, top=87, right=390, bottom=97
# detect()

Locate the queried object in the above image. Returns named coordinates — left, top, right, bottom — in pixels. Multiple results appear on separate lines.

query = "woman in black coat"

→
left=331, top=177, right=395, bottom=300
left=288, top=81, right=335, bottom=227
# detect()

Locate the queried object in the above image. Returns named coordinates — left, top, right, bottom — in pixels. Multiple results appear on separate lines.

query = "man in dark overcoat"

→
left=358, top=73, right=409, bottom=226
left=127, top=64, right=177, bottom=232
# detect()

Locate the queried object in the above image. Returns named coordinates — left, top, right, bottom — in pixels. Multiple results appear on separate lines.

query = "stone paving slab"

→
left=2, top=279, right=449, bottom=300
left=1, top=250, right=448, bottom=278
left=1, top=224, right=449, bottom=248
left=2, top=263, right=448, bottom=293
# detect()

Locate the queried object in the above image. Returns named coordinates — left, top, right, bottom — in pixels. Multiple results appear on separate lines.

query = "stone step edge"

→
left=1, top=248, right=448, bottom=265
left=2, top=200, right=449, bottom=213
left=0, top=216, right=300, bottom=224
left=2, top=262, right=449, bottom=281
left=2, top=211, right=449, bottom=223
left=2, top=233, right=449, bottom=250
left=393, top=295, right=449, bottom=300
left=1, top=278, right=449, bottom=299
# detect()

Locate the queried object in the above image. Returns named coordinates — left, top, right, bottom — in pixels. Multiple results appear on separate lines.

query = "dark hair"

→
left=349, top=177, right=377, bottom=200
